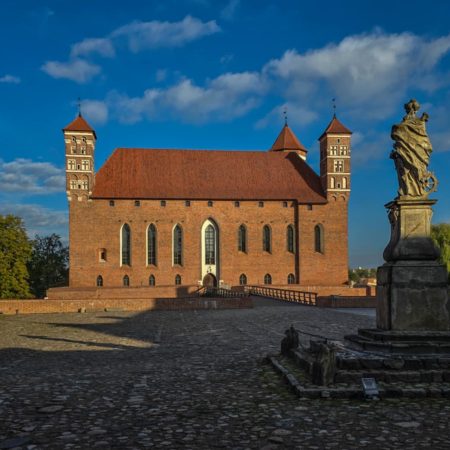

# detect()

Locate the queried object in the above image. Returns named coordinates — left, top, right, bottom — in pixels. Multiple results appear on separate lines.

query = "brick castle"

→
left=62, top=113, right=352, bottom=290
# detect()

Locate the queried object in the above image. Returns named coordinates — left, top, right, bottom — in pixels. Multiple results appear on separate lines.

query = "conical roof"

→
left=319, top=115, right=351, bottom=140
left=270, top=124, right=308, bottom=153
left=63, top=114, right=96, bottom=138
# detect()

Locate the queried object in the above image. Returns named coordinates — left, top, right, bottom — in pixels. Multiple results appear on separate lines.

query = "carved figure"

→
left=281, top=325, right=299, bottom=355
left=390, top=99, right=437, bottom=198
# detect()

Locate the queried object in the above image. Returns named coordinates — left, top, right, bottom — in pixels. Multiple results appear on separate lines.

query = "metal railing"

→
left=198, top=287, right=249, bottom=298
left=244, top=285, right=317, bottom=305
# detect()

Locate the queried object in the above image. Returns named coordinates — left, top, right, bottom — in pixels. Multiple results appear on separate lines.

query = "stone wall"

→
left=316, top=296, right=377, bottom=308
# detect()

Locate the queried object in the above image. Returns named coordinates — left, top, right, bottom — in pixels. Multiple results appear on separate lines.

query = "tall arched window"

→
left=287, top=273, right=295, bottom=284
left=175, top=274, right=182, bottom=285
left=238, top=225, right=247, bottom=253
left=263, top=225, right=271, bottom=253
left=287, top=225, right=295, bottom=253
left=149, top=274, right=155, bottom=286
left=147, top=224, right=157, bottom=265
left=121, top=224, right=131, bottom=266
left=264, top=273, right=272, bottom=285
left=239, top=273, right=247, bottom=285
left=173, top=225, right=183, bottom=265
left=205, top=224, right=215, bottom=264
left=330, top=177, right=335, bottom=189
left=343, top=177, right=347, bottom=189
left=123, top=275, right=130, bottom=286
left=96, top=275, right=103, bottom=287
left=314, top=224, right=324, bottom=254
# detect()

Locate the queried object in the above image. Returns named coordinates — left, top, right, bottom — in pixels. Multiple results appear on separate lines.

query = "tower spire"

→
left=77, top=97, right=82, bottom=117
left=332, top=98, right=336, bottom=118
left=283, top=107, right=288, bottom=127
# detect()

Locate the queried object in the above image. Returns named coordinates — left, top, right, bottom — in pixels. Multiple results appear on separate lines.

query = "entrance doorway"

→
left=202, top=273, right=217, bottom=287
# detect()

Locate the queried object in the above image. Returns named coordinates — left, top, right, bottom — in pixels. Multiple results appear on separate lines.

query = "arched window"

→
left=96, top=275, right=103, bottom=287
left=121, top=224, right=131, bottom=266
left=147, top=224, right=157, bottom=265
left=149, top=275, right=155, bottom=286
left=173, top=225, right=183, bottom=265
left=287, top=225, right=295, bottom=253
left=330, top=177, right=335, bottom=189
left=314, top=224, right=324, bottom=254
left=175, top=274, right=182, bottom=285
left=238, top=225, right=247, bottom=253
left=264, top=273, right=272, bottom=285
left=239, top=273, right=247, bottom=285
left=263, top=225, right=271, bottom=253
left=205, top=224, right=215, bottom=264
left=343, top=177, right=347, bottom=189
left=123, top=275, right=130, bottom=286
left=287, top=273, right=295, bottom=284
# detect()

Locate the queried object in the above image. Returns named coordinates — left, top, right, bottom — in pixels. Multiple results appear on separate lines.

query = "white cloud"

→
left=71, top=37, right=115, bottom=58
left=221, top=0, right=240, bottom=20
left=82, top=100, right=109, bottom=124
left=0, top=203, right=68, bottom=238
left=0, top=159, right=65, bottom=195
left=0, top=74, right=21, bottom=84
left=107, top=71, right=267, bottom=124
left=111, top=15, right=220, bottom=52
left=41, top=58, right=101, bottom=83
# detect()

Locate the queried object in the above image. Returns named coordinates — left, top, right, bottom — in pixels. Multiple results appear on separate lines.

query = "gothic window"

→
left=149, top=275, right=155, bottom=286
left=147, top=224, right=157, bottom=265
left=264, top=273, right=272, bottom=285
left=287, top=225, right=295, bottom=253
left=343, top=177, right=347, bottom=189
left=123, top=275, right=130, bottom=286
left=330, top=177, right=335, bottom=189
left=121, top=224, right=131, bottom=266
left=287, top=273, right=295, bottom=284
left=173, top=225, right=182, bottom=265
left=99, top=249, right=106, bottom=262
left=81, top=180, right=88, bottom=190
left=96, top=275, right=103, bottom=287
left=68, top=160, right=76, bottom=170
left=239, top=273, right=247, bottom=285
left=263, top=225, right=271, bottom=253
left=238, top=225, right=247, bottom=253
left=81, top=160, right=89, bottom=170
left=334, top=160, right=344, bottom=172
left=175, top=274, right=182, bottom=285
left=314, top=224, right=324, bottom=254
left=70, top=180, right=77, bottom=190
left=205, top=224, right=215, bottom=265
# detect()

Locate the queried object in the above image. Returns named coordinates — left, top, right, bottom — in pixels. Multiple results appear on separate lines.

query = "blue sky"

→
left=0, top=0, right=449, bottom=268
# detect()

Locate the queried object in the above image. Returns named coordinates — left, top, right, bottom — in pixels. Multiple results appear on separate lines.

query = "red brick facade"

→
left=63, top=115, right=352, bottom=291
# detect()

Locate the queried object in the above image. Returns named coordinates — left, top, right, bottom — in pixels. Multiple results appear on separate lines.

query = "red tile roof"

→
left=63, top=114, right=96, bottom=138
left=319, top=115, right=351, bottom=140
left=270, top=125, right=308, bottom=153
left=92, top=148, right=327, bottom=203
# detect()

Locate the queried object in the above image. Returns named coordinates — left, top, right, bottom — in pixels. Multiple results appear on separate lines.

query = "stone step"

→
left=336, top=355, right=450, bottom=371
left=357, top=328, right=450, bottom=343
left=334, top=369, right=450, bottom=384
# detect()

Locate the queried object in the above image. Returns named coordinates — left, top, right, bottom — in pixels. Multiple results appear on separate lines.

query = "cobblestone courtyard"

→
left=1, top=299, right=450, bottom=449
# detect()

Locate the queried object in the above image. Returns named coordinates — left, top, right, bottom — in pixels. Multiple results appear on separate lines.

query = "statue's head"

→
left=404, top=99, right=420, bottom=115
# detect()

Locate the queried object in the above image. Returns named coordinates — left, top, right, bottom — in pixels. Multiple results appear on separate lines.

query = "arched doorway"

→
left=202, top=273, right=217, bottom=287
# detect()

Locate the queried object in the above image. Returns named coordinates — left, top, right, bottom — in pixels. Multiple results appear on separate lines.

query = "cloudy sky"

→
left=1, top=0, right=449, bottom=267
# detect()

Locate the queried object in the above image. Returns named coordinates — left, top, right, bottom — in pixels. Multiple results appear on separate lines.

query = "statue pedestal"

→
left=376, top=198, right=449, bottom=331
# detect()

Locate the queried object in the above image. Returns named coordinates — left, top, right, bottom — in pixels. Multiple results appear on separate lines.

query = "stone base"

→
left=376, top=261, right=449, bottom=331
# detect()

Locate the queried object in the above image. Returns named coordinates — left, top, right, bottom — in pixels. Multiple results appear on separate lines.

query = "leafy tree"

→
left=27, top=234, right=69, bottom=298
left=349, top=267, right=377, bottom=284
left=0, top=215, right=32, bottom=298
left=431, top=223, right=450, bottom=282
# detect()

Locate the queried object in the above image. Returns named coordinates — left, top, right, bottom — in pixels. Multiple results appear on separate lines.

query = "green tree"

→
left=0, top=215, right=32, bottom=298
left=431, top=223, right=450, bottom=281
left=27, top=234, right=69, bottom=298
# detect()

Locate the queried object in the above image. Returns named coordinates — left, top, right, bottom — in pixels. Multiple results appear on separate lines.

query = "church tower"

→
left=63, top=114, right=96, bottom=202
left=269, top=122, right=308, bottom=160
left=318, top=114, right=352, bottom=199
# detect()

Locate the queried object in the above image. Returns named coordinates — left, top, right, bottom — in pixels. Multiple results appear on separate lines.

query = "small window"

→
left=135, top=200, right=140, bottom=207
left=82, top=137, right=86, bottom=143
left=149, top=275, right=155, bottom=286
left=70, top=180, right=77, bottom=189
left=175, top=274, right=182, bottom=285
left=287, top=273, right=295, bottom=284
left=315, top=224, right=324, bottom=254
left=234, top=201, right=240, bottom=208
left=239, top=274, right=247, bottom=285
left=161, top=200, right=166, bottom=207
left=109, top=200, right=115, bottom=207
left=258, top=201, right=264, bottom=208
left=99, top=249, right=107, bottom=262
left=72, top=137, right=76, bottom=143
left=263, top=225, right=271, bottom=253
left=307, top=204, right=313, bottom=211
left=81, top=160, right=89, bottom=170
left=185, top=200, right=191, bottom=207
left=337, top=138, right=341, bottom=144
left=123, top=275, right=130, bottom=286
left=96, top=275, right=103, bottom=287
left=208, top=200, right=213, bottom=207
left=264, top=274, right=272, bottom=285
left=283, top=201, right=288, bottom=208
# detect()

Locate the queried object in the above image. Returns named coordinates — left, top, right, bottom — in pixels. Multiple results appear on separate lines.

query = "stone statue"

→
left=390, top=99, right=437, bottom=199
left=281, top=325, right=299, bottom=355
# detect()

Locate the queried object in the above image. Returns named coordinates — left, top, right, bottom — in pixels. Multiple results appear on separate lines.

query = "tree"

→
left=431, top=223, right=450, bottom=282
left=27, top=234, right=69, bottom=298
left=0, top=215, right=32, bottom=298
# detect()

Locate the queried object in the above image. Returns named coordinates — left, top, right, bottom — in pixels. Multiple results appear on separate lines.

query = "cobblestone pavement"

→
left=1, top=298, right=450, bottom=449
